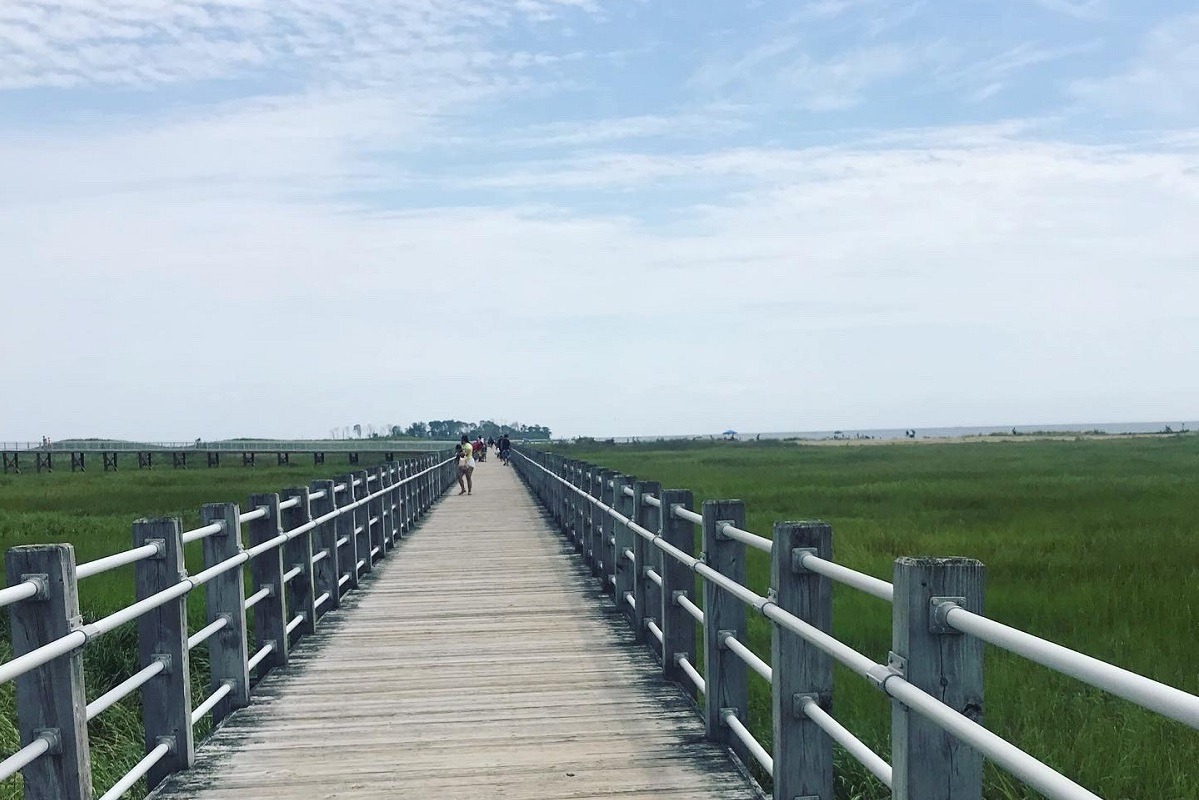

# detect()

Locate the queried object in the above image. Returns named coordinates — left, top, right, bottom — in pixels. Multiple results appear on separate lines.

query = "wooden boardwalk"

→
left=151, top=458, right=760, bottom=799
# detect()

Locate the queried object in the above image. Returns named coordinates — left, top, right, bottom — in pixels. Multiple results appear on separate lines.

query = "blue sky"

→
left=1, top=1, right=1198, bottom=439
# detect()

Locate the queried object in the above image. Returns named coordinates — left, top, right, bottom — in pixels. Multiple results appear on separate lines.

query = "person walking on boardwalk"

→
left=457, top=434, right=475, bottom=495
left=498, top=433, right=511, bottom=466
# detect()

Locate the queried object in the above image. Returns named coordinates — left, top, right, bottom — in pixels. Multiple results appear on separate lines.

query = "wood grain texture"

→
left=150, top=460, right=760, bottom=800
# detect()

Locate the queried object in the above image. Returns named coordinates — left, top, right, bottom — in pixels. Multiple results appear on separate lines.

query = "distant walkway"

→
left=151, top=457, right=760, bottom=799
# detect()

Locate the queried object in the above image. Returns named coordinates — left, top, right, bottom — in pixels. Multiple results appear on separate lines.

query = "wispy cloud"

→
left=1032, top=0, right=1108, bottom=20
left=0, top=0, right=596, bottom=90
left=936, top=39, right=1103, bottom=100
left=1073, top=12, right=1199, bottom=117
left=692, top=38, right=918, bottom=111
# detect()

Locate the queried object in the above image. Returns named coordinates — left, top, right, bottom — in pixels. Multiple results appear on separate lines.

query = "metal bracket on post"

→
left=716, top=520, right=735, bottom=540
left=34, top=728, right=62, bottom=755
left=21, top=573, right=49, bottom=600
left=717, top=629, right=735, bottom=649
left=791, top=547, right=817, bottom=573
left=930, top=596, right=965, bottom=634
left=791, top=692, right=823, bottom=719
left=718, top=707, right=738, bottom=726
left=671, top=590, right=687, bottom=606
left=867, top=653, right=906, bottom=691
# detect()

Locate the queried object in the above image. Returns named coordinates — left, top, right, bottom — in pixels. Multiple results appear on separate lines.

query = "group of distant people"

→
left=454, top=433, right=513, bottom=495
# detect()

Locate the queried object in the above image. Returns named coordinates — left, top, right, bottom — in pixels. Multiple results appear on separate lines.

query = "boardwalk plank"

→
left=151, top=460, right=761, bottom=800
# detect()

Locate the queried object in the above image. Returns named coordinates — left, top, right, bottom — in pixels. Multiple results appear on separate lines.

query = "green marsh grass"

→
left=550, top=436, right=1199, bottom=800
left=0, top=455, right=399, bottom=799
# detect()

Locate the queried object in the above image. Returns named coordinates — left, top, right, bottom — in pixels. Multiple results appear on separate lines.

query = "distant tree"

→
left=390, top=425, right=404, bottom=437
left=405, top=421, right=429, bottom=438
left=352, top=423, right=362, bottom=438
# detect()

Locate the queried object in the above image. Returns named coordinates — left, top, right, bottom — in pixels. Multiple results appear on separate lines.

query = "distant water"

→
left=613, top=421, right=1196, bottom=443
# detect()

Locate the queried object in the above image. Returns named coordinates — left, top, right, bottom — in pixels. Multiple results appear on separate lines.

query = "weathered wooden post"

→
left=586, top=468, right=603, bottom=577
left=613, top=475, right=637, bottom=627
left=5, top=544, right=91, bottom=800
left=396, top=462, right=409, bottom=536
left=132, top=518, right=195, bottom=788
left=701, top=500, right=749, bottom=757
left=383, top=463, right=397, bottom=546
left=333, top=475, right=359, bottom=593
left=247, top=493, right=288, bottom=672
left=573, top=462, right=587, bottom=556
left=772, top=521, right=834, bottom=799
left=599, top=470, right=619, bottom=592
left=280, top=487, right=317, bottom=640
left=368, top=466, right=386, bottom=557
left=891, top=557, right=985, bottom=800
left=198, top=502, right=250, bottom=723
left=659, top=489, right=697, bottom=695
left=309, top=479, right=340, bottom=616
left=352, top=470, right=371, bottom=575
left=632, top=480, right=660, bottom=648
left=413, top=458, right=425, bottom=517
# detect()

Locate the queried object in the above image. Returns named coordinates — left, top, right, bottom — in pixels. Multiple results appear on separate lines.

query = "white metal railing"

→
left=0, top=452, right=456, bottom=798
left=512, top=447, right=1199, bottom=800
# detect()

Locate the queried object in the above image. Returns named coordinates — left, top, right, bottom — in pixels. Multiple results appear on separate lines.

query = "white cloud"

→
left=0, top=0, right=596, bottom=90
left=2, top=107, right=1198, bottom=437
left=935, top=39, right=1103, bottom=100
left=692, top=39, right=918, bottom=111
left=1073, top=12, right=1199, bottom=116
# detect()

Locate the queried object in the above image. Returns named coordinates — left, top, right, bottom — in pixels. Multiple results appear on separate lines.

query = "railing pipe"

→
left=942, top=604, right=1199, bottom=730
left=76, top=543, right=162, bottom=579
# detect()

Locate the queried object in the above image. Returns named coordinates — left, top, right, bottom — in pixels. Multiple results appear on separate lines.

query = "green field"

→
left=0, top=455, right=400, bottom=800
left=546, top=436, right=1199, bottom=800
left=2, top=439, right=1196, bottom=800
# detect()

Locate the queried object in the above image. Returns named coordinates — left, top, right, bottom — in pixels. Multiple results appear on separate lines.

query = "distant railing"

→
left=512, top=447, right=1199, bottom=800
left=0, top=452, right=456, bottom=799
left=0, top=439, right=458, bottom=453
left=0, top=440, right=460, bottom=474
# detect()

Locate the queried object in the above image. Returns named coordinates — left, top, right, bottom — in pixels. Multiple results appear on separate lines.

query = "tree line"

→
left=330, top=420, right=551, bottom=441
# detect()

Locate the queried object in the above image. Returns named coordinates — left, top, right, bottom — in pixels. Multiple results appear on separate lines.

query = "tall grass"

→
left=0, top=455, right=397, bottom=799
left=549, top=435, right=1199, bottom=800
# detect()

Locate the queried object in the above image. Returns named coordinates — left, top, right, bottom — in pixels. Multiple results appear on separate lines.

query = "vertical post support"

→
left=613, top=475, right=637, bottom=627
left=352, top=470, right=371, bottom=575
left=309, top=479, right=341, bottom=614
left=333, top=475, right=359, bottom=592
left=5, top=545, right=91, bottom=800
left=632, top=480, right=660, bottom=649
left=599, top=470, right=618, bottom=592
left=400, top=462, right=412, bottom=535
left=772, top=521, right=834, bottom=799
left=132, top=518, right=195, bottom=788
left=587, top=468, right=603, bottom=577
left=246, top=493, right=288, bottom=672
left=368, top=466, right=385, bottom=560
left=891, top=557, right=985, bottom=800
left=381, top=463, right=396, bottom=547
left=659, top=489, right=696, bottom=694
left=199, top=503, right=250, bottom=723
left=701, top=499, right=749, bottom=757
left=582, top=464, right=593, bottom=559
left=280, top=487, right=316, bottom=640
